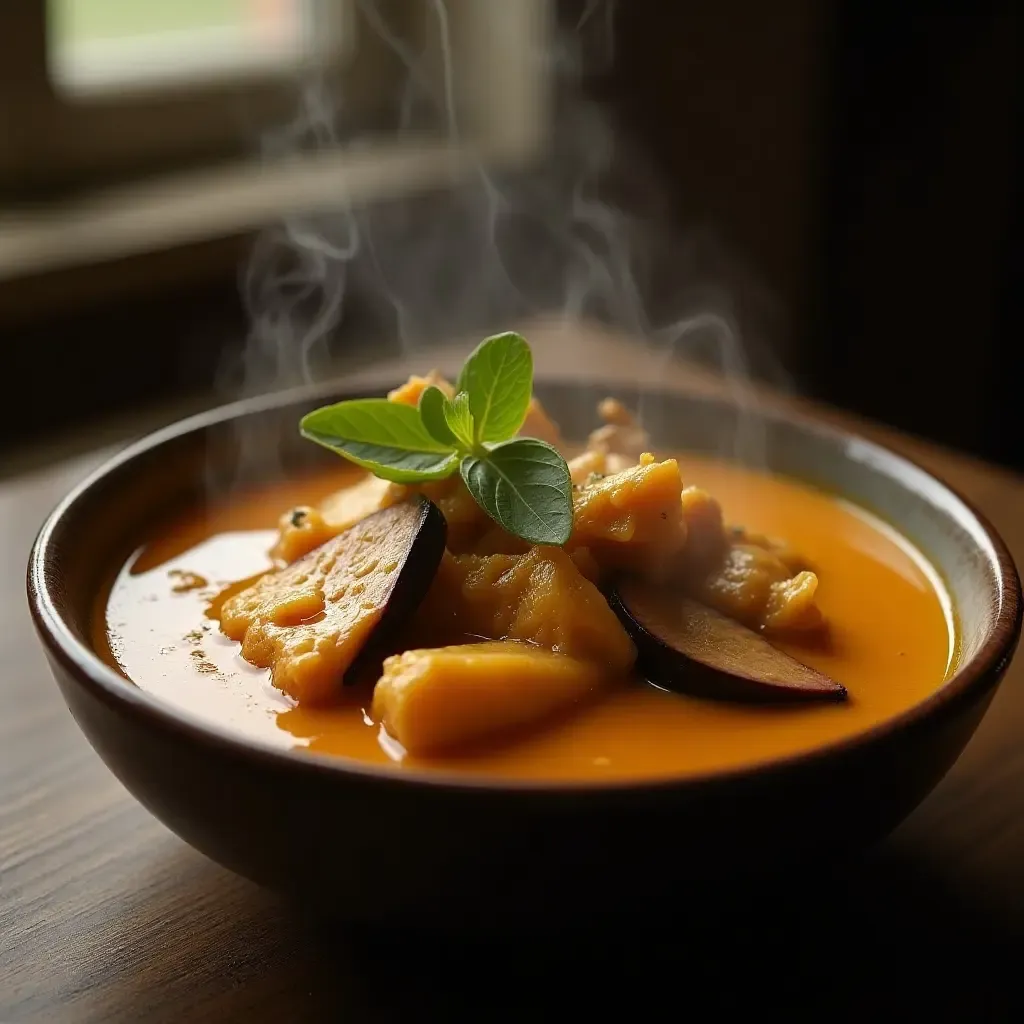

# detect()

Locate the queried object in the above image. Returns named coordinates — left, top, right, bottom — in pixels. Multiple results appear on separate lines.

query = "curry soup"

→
left=95, top=453, right=955, bottom=783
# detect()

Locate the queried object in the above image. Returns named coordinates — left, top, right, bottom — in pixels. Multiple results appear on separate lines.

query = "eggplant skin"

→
left=372, top=497, right=448, bottom=637
left=608, top=585, right=847, bottom=705
left=346, top=496, right=448, bottom=684
left=220, top=495, right=448, bottom=702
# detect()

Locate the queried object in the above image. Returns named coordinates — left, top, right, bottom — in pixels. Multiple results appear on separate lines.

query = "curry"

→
left=95, top=346, right=954, bottom=783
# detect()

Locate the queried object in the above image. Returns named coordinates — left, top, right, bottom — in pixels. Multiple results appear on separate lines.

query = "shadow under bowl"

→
left=27, top=380, right=1021, bottom=930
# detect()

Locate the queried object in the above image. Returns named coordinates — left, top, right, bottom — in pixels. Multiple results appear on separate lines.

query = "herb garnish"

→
left=299, top=333, right=573, bottom=545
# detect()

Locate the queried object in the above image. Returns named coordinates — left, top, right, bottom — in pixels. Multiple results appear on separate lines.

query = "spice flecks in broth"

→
left=96, top=454, right=954, bottom=782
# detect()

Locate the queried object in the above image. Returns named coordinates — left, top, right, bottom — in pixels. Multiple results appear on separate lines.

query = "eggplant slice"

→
left=347, top=496, right=449, bottom=682
left=611, top=579, right=847, bottom=703
left=219, top=496, right=446, bottom=703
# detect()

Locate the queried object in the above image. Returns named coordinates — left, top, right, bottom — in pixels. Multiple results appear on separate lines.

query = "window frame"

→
left=0, top=0, right=552, bottom=294
left=0, top=0, right=361, bottom=192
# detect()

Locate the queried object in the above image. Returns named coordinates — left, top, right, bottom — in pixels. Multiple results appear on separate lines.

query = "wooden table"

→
left=4, top=323, right=1024, bottom=1021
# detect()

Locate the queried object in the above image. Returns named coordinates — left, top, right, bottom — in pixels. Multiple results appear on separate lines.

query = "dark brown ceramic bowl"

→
left=28, top=380, right=1021, bottom=929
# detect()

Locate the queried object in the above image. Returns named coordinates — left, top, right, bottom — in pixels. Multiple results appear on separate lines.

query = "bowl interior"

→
left=40, top=379, right=1014, bottom=723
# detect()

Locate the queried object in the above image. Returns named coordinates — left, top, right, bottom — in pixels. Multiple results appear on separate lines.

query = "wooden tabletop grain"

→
left=3, top=323, right=1024, bottom=1022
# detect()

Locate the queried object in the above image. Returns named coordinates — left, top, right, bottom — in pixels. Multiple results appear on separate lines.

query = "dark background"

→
left=602, top=0, right=1023, bottom=468
left=3, top=0, right=1021, bottom=471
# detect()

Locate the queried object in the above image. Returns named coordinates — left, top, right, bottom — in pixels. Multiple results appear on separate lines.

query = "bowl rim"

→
left=27, top=377, right=1023, bottom=797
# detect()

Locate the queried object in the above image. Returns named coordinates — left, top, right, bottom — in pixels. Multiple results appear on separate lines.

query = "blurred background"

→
left=0, top=1, right=1021, bottom=472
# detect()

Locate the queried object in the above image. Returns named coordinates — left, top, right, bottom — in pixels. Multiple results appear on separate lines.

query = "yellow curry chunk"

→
left=221, top=501, right=441, bottom=705
left=320, top=474, right=397, bottom=531
left=587, top=397, right=650, bottom=462
left=570, top=455, right=687, bottom=576
left=417, top=546, right=637, bottom=673
left=521, top=397, right=564, bottom=448
left=284, top=472, right=490, bottom=564
left=302, top=472, right=495, bottom=560
left=678, top=486, right=727, bottom=571
left=273, top=476, right=402, bottom=564
left=694, top=542, right=823, bottom=634
left=372, top=641, right=606, bottom=755
left=273, top=373, right=458, bottom=563
left=271, top=505, right=338, bottom=564
left=568, top=402, right=647, bottom=483
left=674, top=486, right=823, bottom=632
left=729, top=526, right=811, bottom=575
left=410, top=476, right=493, bottom=553
left=568, top=447, right=608, bottom=486
left=387, top=370, right=455, bottom=406
left=469, top=524, right=533, bottom=557
left=763, top=570, right=823, bottom=632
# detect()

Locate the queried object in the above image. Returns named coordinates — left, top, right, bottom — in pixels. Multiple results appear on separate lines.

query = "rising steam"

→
left=231, top=0, right=787, bottom=469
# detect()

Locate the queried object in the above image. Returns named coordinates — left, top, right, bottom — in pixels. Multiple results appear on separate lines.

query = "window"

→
left=1, top=1, right=353, bottom=192
left=49, top=1, right=337, bottom=97
left=0, top=1, right=551, bottom=286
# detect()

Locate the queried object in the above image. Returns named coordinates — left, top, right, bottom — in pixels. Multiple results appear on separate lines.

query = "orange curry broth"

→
left=94, top=455, right=955, bottom=783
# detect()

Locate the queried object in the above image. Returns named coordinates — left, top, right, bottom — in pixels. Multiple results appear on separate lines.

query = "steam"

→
left=226, top=0, right=787, bottom=481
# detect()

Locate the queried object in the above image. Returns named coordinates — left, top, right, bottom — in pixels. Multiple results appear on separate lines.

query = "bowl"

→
left=27, top=379, right=1021, bottom=929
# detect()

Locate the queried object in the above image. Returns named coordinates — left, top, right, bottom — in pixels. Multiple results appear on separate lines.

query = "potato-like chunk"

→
left=271, top=505, right=338, bottom=564
left=693, top=542, right=823, bottom=634
left=372, top=641, right=605, bottom=755
left=303, top=473, right=492, bottom=559
left=273, top=475, right=400, bottom=564
left=387, top=370, right=455, bottom=406
left=413, top=476, right=493, bottom=553
left=568, top=448, right=608, bottom=486
left=221, top=501, right=444, bottom=704
left=468, top=525, right=533, bottom=557
left=763, top=570, right=823, bottom=632
left=417, top=546, right=637, bottom=673
left=570, top=455, right=687, bottom=576
left=320, top=474, right=397, bottom=530
left=521, top=396, right=564, bottom=448
left=568, top=399, right=649, bottom=484
left=728, top=526, right=811, bottom=575
left=677, top=485, right=727, bottom=572
left=271, top=373, right=457, bottom=562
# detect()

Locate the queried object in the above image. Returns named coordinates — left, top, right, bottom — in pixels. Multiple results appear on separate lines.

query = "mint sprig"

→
left=299, top=332, right=573, bottom=546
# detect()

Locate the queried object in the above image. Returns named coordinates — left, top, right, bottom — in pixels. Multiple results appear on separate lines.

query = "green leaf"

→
left=418, top=386, right=459, bottom=448
left=301, top=398, right=453, bottom=453
left=308, top=443, right=458, bottom=483
left=444, top=391, right=475, bottom=449
left=460, top=438, right=573, bottom=546
left=300, top=399, right=458, bottom=483
left=456, top=331, right=533, bottom=444
left=296, top=334, right=573, bottom=539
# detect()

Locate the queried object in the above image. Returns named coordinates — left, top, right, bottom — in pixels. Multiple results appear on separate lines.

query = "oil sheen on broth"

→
left=96, top=456, right=955, bottom=783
